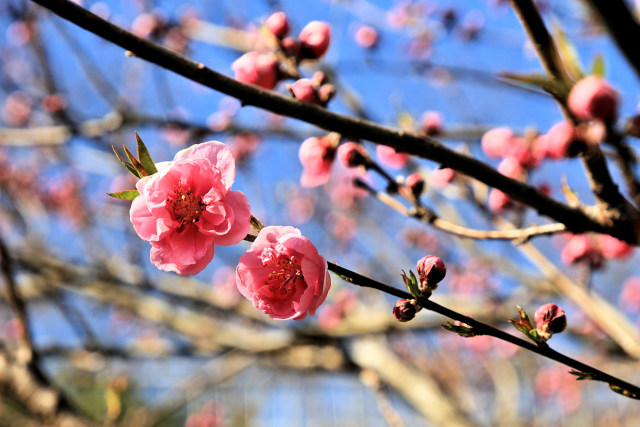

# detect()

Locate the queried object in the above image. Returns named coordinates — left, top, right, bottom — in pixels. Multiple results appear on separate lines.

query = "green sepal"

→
left=442, top=321, right=477, bottom=337
left=552, top=21, right=584, bottom=81
left=609, top=384, right=640, bottom=400
left=401, top=270, right=421, bottom=298
left=135, top=131, right=158, bottom=175
left=112, top=145, right=140, bottom=178
left=569, top=370, right=597, bottom=381
left=107, top=189, right=140, bottom=200
left=123, top=145, right=149, bottom=178
left=498, top=72, right=571, bottom=99
left=592, top=54, right=605, bottom=77
left=509, top=305, right=546, bottom=344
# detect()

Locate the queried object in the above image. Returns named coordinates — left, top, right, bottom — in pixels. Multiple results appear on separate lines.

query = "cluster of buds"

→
left=232, top=13, right=332, bottom=91
left=561, top=233, right=633, bottom=269
left=264, top=12, right=331, bottom=61
left=287, top=71, right=335, bottom=106
left=510, top=304, right=567, bottom=344
left=394, top=255, right=446, bottom=323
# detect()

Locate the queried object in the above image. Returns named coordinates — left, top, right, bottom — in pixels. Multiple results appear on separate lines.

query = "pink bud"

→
left=289, top=78, right=320, bottom=104
left=420, top=110, right=443, bottom=136
left=376, top=145, right=408, bottom=169
left=337, top=142, right=368, bottom=167
left=416, top=255, right=446, bottom=293
left=393, top=299, right=417, bottom=322
left=488, top=189, right=511, bottom=213
left=497, top=156, right=525, bottom=180
left=430, top=167, right=455, bottom=188
left=598, top=234, right=633, bottom=259
left=265, top=12, right=290, bottom=39
left=299, top=136, right=336, bottom=187
left=561, top=234, right=592, bottom=265
left=568, top=76, right=618, bottom=121
left=481, top=127, right=513, bottom=159
left=232, top=51, right=280, bottom=89
left=534, top=303, right=567, bottom=341
left=505, top=137, right=538, bottom=169
left=281, top=37, right=301, bottom=57
left=405, top=173, right=425, bottom=197
left=299, top=21, right=331, bottom=59
left=544, top=122, right=576, bottom=159
left=354, top=25, right=379, bottom=49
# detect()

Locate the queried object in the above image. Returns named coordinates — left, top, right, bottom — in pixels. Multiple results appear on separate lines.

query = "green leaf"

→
left=112, top=145, right=140, bottom=178
left=609, top=384, right=640, bottom=400
left=135, top=131, right=158, bottom=175
left=250, top=215, right=264, bottom=231
left=122, top=145, right=148, bottom=178
left=552, top=21, right=584, bottom=81
left=107, top=189, right=140, bottom=200
left=592, top=54, right=605, bottom=77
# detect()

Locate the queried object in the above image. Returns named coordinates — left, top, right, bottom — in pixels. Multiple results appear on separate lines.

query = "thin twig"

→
left=354, top=178, right=566, bottom=241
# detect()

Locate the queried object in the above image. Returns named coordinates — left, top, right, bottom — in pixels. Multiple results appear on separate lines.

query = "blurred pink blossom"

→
left=232, top=52, right=280, bottom=89
left=376, top=145, right=408, bottom=169
left=300, top=21, right=331, bottom=59
left=568, top=76, right=618, bottom=121
left=299, top=136, right=337, bottom=187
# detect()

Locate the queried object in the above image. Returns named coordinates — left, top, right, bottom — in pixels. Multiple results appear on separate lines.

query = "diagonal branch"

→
left=29, top=0, right=639, bottom=243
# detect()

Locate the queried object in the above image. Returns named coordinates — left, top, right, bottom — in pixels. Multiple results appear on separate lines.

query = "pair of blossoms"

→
left=232, top=12, right=335, bottom=106
left=481, top=75, right=618, bottom=212
left=126, top=140, right=329, bottom=320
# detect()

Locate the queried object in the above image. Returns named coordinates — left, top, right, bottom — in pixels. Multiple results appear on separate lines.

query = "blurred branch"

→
left=586, top=0, right=640, bottom=80
left=29, top=0, right=640, bottom=243
left=355, top=178, right=566, bottom=241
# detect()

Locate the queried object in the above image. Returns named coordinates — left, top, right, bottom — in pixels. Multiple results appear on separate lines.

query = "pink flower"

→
left=393, top=299, right=418, bottom=322
left=130, top=141, right=251, bottom=276
left=354, top=25, right=379, bottom=49
left=560, top=234, right=592, bottom=265
left=289, top=78, right=320, bottom=104
left=376, top=145, right=408, bottom=169
left=534, top=303, right=567, bottom=341
left=405, top=173, right=425, bottom=196
left=236, top=226, right=331, bottom=320
left=232, top=52, right=280, bottom=89
left=568, top=76, right=618, bottom=121
left=265, top=12, right=290, bottom=39
left=598, top=234, right=633, bottom=259
left=497, top=156, right=525, bottom=180
left=299, top=136, right=337, bottom=187
left=299, top=21, right=331, bottom=59
left=416, top=255, right=446, bottom=294
left=481, top=127, right=513, bottom=159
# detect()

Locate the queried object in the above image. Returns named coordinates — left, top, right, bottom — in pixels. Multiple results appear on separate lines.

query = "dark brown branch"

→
left=586, top=0, right=640, bottom=80
left=327, top=261, right=640, bottom=398
left=29, top=0, right=639, bottom=243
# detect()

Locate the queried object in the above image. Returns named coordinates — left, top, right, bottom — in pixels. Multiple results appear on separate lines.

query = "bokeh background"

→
left=2, top=0, right=640, bottom=425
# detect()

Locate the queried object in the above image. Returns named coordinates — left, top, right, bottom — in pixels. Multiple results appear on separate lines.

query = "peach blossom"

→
left=232, top=52, right=280, bottom=89
left=130, top=141, right=251, bottom=276
left=337, top=142, right=368, bottom=167
left=543, top=122, right=576, bottom=159
left=568, top=76, right=618, bottom=121
left=534, top=303, right=566, bottom=341
left=376, top=145, right=408, bottom=169
left=430, top=167, right=455, bottom=188
left=299, top=21, right=331, bottom=58
left=488, top=188, right=511, bottom=212
left=289, top=78, right=320, bottom=104
left=420, top=110, right=443, bottom=136
left=236, top=226, right=331, bottom=320
left=299, top=136, right=336, bottom=187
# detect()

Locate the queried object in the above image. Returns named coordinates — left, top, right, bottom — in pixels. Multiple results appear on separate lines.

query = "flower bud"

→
left=354, top=25, right=379, bottom=49
left=534, top=303, right=567, bottom=341
left=488, top=189, right=511, bottom=213
left=568, top=76, right=618, bottom=122
left=317, top=84, right=336, bottom=105
left=265, top=12, right=290, bottom=39
left=405, top=173, right=425, bottom=197
left=281, top=37, right=301, bottom=57
left=416, top=255, right=446, bottom=293
left=481, top=127, right=513, bottom=159
left=299, top=21, right=331, bottom=59
left=420, top=110, right=443, bottom=136
left=289, top=78, right=320, bottom=104
left=337, top=142, right=368, bottom=167
left=232, top=52, right=280, bottom=89
left=393, top=299, right=418, bottom=322
left=543, top=122, right=577, bottom=159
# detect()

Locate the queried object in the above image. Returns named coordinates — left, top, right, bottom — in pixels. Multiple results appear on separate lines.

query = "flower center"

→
left=170, top=180, right=205, bottom=228
left=261, top=248, right=304, bottom=295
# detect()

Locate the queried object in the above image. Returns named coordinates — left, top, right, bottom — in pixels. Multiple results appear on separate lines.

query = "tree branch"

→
left=29, top=0, right=640, bottom=243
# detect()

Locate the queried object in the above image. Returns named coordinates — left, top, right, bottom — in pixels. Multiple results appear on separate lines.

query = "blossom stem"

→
left=327, top=260, right=640, bottom=399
